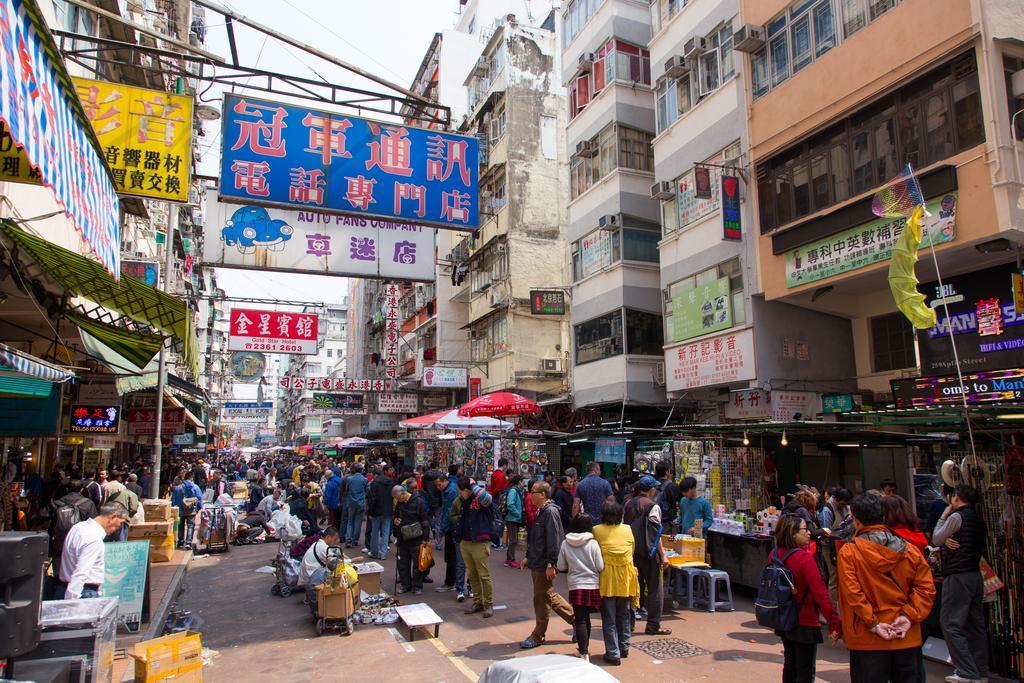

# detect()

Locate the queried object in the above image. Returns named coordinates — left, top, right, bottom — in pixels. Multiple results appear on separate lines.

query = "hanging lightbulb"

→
left=780, top=430, right=788, bottom=447
left=742, top=430, right=749, bottom=446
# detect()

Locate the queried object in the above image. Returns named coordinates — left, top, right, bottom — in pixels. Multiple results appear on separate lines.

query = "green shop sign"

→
left=671, top=276, right=732, bottom=342
left=785, top=193, right=958, bottom=288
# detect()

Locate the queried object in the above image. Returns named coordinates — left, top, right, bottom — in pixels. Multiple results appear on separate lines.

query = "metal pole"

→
left=149, top=204, right=179, bottom=500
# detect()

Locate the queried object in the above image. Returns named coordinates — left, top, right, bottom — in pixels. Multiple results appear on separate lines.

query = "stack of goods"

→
left=353, top=593, right=400, bottom=625
left=131, top=501, right=175, bottom=562
left=752, top=506, right=781, bottom=536
left=664, top=534, right=708, bottom=567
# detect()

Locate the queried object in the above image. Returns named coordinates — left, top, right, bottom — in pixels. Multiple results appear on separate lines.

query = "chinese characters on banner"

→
left=721, top=175, right=741, bottom=241
left=384, top=283, right=400, bottom=379
left=377, top=392, right=419, bottom=413
left=530, top=290, right=566, bottom=315
left=422, top=366, right=468, bottom=388
left=218, top=93, right=479, bottom=230
left=579, top=229, right=612, bottom=278
left=126, top=407, right=185, bottom=436
left=72, top=77, right=193, bottom=202
left=0, top=0, right=121, bottom=275
left=666, top=328, right=756, bottom=392
left=203, top=191, right=436, bottom=281
left=786, top=193, right=957, bottom=288
left=770, top=391, right=818, bottom=422
left=221, top=402, right=273, bottom=422
left=723, top=389, right=770, bottom=420
left=228, top=308, right=318, bottom=355
left=279, top=377, right=390, bottom=392
left=69, top=404, right=121, bottom=433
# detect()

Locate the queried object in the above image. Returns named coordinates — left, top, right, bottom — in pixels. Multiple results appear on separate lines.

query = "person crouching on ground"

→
left=592, top=500, right=640, bottom=665
left=520, top=480, right=574, bottom=649
left=772, top=513, right=841, bottom=683
left=557, top=512, right=604, bottom=662
left=393, top=479, right=430, bottom=596
left=456, top=477, right=495, bottom=617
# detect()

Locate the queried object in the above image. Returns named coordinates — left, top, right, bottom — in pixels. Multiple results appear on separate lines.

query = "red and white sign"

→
left=771, top=390, right=818, bottom=422
left=724, top=388, right=771, bottom=420
left=228, top=308, right=318, bottom=355
left=377, top=392, right=419, bottom=413
left=280, top=377, right=391, bottom=392
left=666, top=328, right=756, bottom=392
left=126, top=407, right=186, bottom=436
left=384, top=283, right=400, bottom=379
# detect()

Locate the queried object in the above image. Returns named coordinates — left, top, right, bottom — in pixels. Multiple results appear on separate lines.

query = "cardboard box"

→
left=231, top=482, right=247, bottom=499
left=143, top=499, right=172, bottom=522
left=128, top=520, right=173, bottom=539
left=132, top=630, right=202, bottom=683
left=355, top=562, right=384, bottom=595
left=315, top=583, right=356, bottom=620
left=149, top=533, right=176, bottom=563
left=673, top=537, right=706, bottom=563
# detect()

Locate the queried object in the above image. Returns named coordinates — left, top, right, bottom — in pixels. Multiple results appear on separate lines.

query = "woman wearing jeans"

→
left=592, top=500, right=640, bottom=665
left=772, top=514, right=842, bottom=683
left=557, top=512, right=604, bottom=661
left=503, top=476, right=526, bottom=568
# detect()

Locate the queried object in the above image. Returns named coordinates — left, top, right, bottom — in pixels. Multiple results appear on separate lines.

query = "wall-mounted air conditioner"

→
left=650, top=181, right=675, bottom=200
left=683, top=37, right=708, bottom=59
left=732, top=25, right=766, bottom=53
left=664, top=55, right=691, bottom=78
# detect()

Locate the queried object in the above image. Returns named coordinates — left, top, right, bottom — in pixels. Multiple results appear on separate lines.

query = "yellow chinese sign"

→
left=0, top=121, right=42, bottom=184
left=72, top=78, right=193, bottom=202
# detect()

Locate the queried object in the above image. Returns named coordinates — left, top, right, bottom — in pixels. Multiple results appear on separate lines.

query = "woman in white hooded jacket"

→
left=557, top=512, right=604, bottom=661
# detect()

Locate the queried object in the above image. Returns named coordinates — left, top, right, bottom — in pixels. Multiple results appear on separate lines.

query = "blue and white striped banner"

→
left=0, top=0, right=120, bottom=276
left=0, top=346, right=74, bottom=382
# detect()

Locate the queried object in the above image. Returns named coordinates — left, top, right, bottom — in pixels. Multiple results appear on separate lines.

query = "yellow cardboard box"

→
left=149, top=533, right=176, bottom=563
left=143, top=499, right=173, bottom=522
left=315, top=582, right=357, bottom=620
left=131, top=630, right=202, bottom=683
left=128, top=520, right=173, bottom=539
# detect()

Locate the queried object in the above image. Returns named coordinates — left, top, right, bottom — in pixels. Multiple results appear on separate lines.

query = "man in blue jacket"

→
left=344, top=463, right=368, bottom=548
left=171, top=472, right=203, bottom=549
left=434, top=473, right=462, bottom=595
left=455, top=478, right=495, bottom=618
left=323, top=468, right=342, bottom=529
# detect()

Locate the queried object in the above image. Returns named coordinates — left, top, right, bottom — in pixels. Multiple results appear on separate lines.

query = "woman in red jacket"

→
left=773, top=514, right=842, bottom=683
left=881, top=494, right=928, bottom=556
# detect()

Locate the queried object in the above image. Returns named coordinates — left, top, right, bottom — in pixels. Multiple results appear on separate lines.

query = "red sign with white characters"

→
left=228, top=308, right=318, bottom=355
left=280, top=377, right=392, bottom=392
left=126, top=407, right=186, bottom=435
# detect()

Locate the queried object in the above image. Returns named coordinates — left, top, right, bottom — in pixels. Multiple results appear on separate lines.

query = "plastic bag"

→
left=269, top=509, right=303, bottom=541
left=417, top=542, right=435, bottom=573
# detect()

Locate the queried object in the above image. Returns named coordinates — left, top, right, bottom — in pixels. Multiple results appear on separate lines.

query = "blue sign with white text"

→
left=219, top=93, right=479, bottom=230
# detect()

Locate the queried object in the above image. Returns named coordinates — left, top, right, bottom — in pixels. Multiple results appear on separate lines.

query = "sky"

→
left=199, top=0, right=466, bottom=305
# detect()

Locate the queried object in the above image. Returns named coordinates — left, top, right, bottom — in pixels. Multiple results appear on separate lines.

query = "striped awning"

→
left=0, top=344, right=75, bottom=383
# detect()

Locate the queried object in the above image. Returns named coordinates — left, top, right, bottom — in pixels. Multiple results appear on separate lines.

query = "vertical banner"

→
left=384, top=283, right=400, bottom=379
left=102, top=540, right=150, bottom=631
left=721, top=175, right=741, bottom=241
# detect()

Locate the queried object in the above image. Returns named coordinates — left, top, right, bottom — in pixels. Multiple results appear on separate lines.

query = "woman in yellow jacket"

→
left=592, top=499, right=640, bottom=665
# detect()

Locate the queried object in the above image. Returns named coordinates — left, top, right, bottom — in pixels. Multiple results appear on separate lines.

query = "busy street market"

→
left=2, top=0, right=1024, bottom=682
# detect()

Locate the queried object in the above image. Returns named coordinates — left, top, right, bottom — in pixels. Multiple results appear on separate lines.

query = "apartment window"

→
left=870, top=312, right=915, bottom=372
left=483, top=171, right=507, bottom=213
left=753, top=0, right=839, bottom=97
left=575, top=310, right=624, bottom=364
left=326, top=349, right=332, bottom=358
left=569, top=124, right=654, bottom=199
left=564, top=0, right=601, bottom=44
left=757, top=51, right=982, bottom=233
left=570, top=39, right=650, bottom=119
left=471, top=315, right=508, bottom=361
left=663, top=258, right=746, bottom=343
left=1005, top=55, right=1024, bottom=140
left=488, top=106, right=506, bottom=142
left=625, top=309, right=664, bottom=355
left=650, top=0, right=684, bottom=34
left=571, top=225, right=658, bottom=281
left=655, top=74, right=693, bottom=133
left=568, top=72, right=592, bottom=119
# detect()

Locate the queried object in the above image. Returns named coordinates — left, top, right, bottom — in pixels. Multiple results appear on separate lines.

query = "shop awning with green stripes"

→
left=66, top=311, right=163, bottom=371
left=0, top=221, right=199, bottom=378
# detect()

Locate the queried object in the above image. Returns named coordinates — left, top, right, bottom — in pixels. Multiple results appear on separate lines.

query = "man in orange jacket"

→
left=838, top=493, right=936, bottom=682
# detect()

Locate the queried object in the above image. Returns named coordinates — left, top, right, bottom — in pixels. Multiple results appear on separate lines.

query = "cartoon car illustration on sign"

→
left=221, top=206, right=293, bottom=254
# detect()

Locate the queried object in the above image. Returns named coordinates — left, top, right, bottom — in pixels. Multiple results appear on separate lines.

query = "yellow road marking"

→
left=425, top=633, right=477, bottom=682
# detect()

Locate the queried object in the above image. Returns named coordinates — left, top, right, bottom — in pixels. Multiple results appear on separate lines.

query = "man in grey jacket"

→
left=520, top=481, right=574, bottom=649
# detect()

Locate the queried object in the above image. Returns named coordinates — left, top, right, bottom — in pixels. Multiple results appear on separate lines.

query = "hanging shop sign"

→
left=422, top=366, right=468, bottom=388
left=77, top=383, right=120, bottom=405
left=377, top=392, right=418, bottom=413
left=126, top=406, right=185, bottom=435
left=666, top=327, right=756, bottom=392
left=821, top=393, right=857, bottom=413
left=280, top=376, right=391, bottom=392
left=312, top=393, right=364, bottom=411
left=677, top=166, right=721, bottom=229
left=785, top=193, right=957, bottom=288
left=367, top=413, right=398, bottom=432
left=221, top=401, right=273, bottom=421
left=383, top=283, right=400, bottom=379
left=63, top=435, right=85, bottom=445
left=595, top=438, right=627, bottom=465
left=229, top=351, right=267, bottom=382
left=469, top=376, right=482, bottom=399
left=721, top=175, right=741, bottom=241
left=918, top=263, right=1024, bottom=374
left=218, top=93, right=479, bottom=229
left=530, top=290, right=566, bottom=315
left=91, top=436, right=117, bottom=449
left=693, top=166, right=713, bottom=199
left=670, top=275, right=732, bottom=343
left=120, top=259, right=160, bottom=287
left=724, top=388, right=770, bottom=420
left=71, top=77, right=193, bottom=202
left=578, top=229, right=613, bottom=278
left=228, top=308, right=318, bottom=355
left=0, top=0, right=121, bottom=274
left=204, top=191, right=436, bottom=282
left=69, top=404, right=121, bottom=434
left=891, top=368, right=1024, bottom=408
left=422, top=394, right=449, bottom=408
left=172, top=433, right=194, bottom=445
left=770, top=390, right=818, bottom=421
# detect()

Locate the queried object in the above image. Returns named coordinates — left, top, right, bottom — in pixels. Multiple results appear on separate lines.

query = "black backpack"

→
left=49, top=498, right=92, bottom=556
left=754, top=548, right=807, bottom=632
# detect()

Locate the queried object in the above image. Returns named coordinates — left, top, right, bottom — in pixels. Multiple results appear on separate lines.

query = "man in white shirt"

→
left=299, top=526, right=342, bottom=604
left=60, top=503, right=129, bottom=599
left=256, top=488, right=282, bottom=519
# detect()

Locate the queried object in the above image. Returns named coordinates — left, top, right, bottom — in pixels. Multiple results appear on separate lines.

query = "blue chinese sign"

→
left=721, top=175, right=741, bottom=241
left=69, top=404, right=120, bottom=433
left=594, top=438, right=627, bottom=465
left=219, top=93, right=479, bottom=230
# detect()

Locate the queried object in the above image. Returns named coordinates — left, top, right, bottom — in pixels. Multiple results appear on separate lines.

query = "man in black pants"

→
left=434, top=473, right=461, bottom=592
left=623, top=475, right=671, bottom=636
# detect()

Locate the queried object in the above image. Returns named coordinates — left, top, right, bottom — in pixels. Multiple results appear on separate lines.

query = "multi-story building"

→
left=561, top=0, right=666, bottom=420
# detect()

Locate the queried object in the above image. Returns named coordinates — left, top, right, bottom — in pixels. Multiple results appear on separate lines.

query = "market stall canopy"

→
left=457, top=391, right=540, bottom=418
left=400, top=408, right=514, bottom=431
left=334, top=436, right=371, bottom=447
left=0, top=342, right=75, bottom=383
left=0, top=222, right=200, bottom=378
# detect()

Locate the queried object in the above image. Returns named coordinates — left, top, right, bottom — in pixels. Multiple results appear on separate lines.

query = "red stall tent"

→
left=457, top=392, right=540, bottom=418
left=399, top=408, right=514, bottom=431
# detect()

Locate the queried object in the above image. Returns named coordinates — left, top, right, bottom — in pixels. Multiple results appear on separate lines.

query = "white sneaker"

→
left=945, top=675, right=981, bottom=683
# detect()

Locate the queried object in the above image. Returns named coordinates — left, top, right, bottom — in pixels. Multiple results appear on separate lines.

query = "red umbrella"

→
left=457, top=391, right=541, bottom=417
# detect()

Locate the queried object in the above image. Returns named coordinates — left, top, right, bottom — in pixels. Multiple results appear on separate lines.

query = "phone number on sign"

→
left=243, top=342, right=306, bottom=353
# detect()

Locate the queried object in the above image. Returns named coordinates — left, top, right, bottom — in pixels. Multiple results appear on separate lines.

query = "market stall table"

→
left=395, top=603, right=443, bottom=641
left=706, top=529, right=774, bottom=589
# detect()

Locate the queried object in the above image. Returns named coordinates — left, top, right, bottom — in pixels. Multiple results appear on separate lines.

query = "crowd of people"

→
left=20, top=449, right=992, bottom=683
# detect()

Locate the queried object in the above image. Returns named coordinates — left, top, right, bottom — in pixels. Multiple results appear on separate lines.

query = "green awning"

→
left=0, top=372, right=53, bottom=398
left=66, top=311, right=163, bottom=371
left=0, top=221, right=199, bottom=378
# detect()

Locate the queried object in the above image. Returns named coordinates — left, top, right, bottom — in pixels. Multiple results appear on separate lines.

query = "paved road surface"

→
left=175, top=542, right=955, bottom=682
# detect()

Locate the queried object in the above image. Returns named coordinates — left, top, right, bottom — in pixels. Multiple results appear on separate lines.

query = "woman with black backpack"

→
left=771, top=514, right=842, bottom=683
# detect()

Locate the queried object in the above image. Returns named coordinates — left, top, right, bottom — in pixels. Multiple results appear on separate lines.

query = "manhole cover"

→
left=630, top=637, right=708, bottom=660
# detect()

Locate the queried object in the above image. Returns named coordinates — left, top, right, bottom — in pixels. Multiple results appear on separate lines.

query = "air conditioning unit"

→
left=650, top=181, right=675, bottom=200
left=683, top=37, right=708, bottom=59
left=654, top=361, right=666, bottom=386
left=663, top=55, right=690, bottom=78
left=575, top=140, right=598, bottom=157
left=598, top=214, right=618, bottom=228
left=732, top=24, right=766, bottom=54
left=541, top=358, right=562, bottom=373
left=577, top=52, right=595, bottom=72
left=489, top=289, right=508, bottom=307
